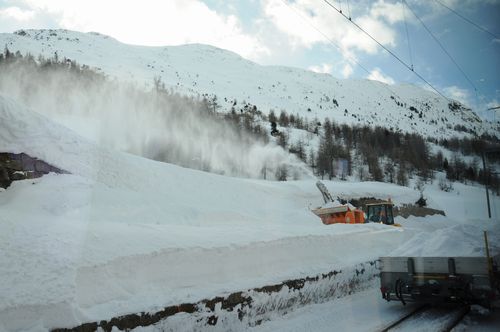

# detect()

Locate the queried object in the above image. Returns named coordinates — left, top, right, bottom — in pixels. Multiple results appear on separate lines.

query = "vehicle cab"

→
left=366, top=202, right=394, bottom=225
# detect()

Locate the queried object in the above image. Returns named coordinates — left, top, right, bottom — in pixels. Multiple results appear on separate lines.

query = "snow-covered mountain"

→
left=1, top=29, right=497, bottom=139
left=1, top=29, right=500, bottom=331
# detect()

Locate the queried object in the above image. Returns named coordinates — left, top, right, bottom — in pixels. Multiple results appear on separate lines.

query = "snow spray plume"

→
left=0, top=55, right=313, bottom=180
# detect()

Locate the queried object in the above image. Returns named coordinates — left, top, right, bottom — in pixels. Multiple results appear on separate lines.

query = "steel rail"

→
left=378, top=304, right=470, bottom=332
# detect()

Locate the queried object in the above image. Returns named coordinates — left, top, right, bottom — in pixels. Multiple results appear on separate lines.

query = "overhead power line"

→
left=279, top=0, right=372, bottom=76
left=403, top=0, right=479, bottom=96
left=432, top=0, right=499, bottom=40
left=320, top=0, right=449, bottom=100
left=346, top=0, right=352, bottom=20
left=279, top=0, right=402, bottom=99
left=402, top=1, right=414, bottom=70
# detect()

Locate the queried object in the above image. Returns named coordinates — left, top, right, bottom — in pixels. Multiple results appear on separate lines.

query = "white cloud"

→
left=443, top=85, right=470, bottom=105
left=2, top=0, right=405, bottom=66
left=0, top=6, right=35, bottom=21
left=308, top=63, right=332, bottom=74
left=261, top=0, right=325, bottom=49
left=370, top=0, right=405, bottom=24
left=261, top=0, right=399, bottom=58
left=367, top=68, right=395, bottom=84
left=346, top=15, right=397, bottom=54
left=12, top=0, right=270, bottom=60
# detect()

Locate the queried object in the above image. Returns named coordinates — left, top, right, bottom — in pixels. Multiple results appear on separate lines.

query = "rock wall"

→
left=0, top=152, right=68, bottom=188
left=350, top=197, right=445, bottom=219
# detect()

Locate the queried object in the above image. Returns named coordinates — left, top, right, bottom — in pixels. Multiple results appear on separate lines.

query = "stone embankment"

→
left=0, top=152, right=67, bottom=188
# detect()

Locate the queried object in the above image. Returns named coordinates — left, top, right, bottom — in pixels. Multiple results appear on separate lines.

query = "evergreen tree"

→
left=276, top=132, right=288, bottom=149
left=270, top=121, right=279, bottom=136
left=357, top=165, right=367, bottom=182
left=384, top=161, right=395, bottom=183
left=396, top=163, right=409, bottom=186
left=290, top=139, right=306, bottom=162
left=308, top=148, right=316, bottom=173
left=367, top=153, right=383, bottom=181
left=269, top=110, right=277, bottom=123
left=443, top=157, right=449, bottom=170
left=4, top=45, right=11, bottom=59
left=435, top=150, right=444, bottom=170
left=275, top=164, right=288, bottom=181
left=278, top=110, right=289, bottom=127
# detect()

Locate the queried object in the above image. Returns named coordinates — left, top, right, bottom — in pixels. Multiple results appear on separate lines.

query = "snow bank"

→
left=395, top=216, right=500, bottom=257
left=0, top=96, right=406, bottom=330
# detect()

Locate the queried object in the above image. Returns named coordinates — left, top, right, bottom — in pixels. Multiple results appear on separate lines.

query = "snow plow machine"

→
left=312, top=181, right=396, bottom=226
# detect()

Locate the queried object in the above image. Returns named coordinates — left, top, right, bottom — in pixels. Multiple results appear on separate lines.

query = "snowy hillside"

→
left=0, top=29, right=497, bottom=139
left=1, top=28, right=500, bottom=331
left=1, top=94, right=499, bottom=331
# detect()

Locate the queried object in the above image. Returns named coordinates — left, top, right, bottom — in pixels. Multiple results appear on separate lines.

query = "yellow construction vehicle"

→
left=366, top=201, right=395, bottom=225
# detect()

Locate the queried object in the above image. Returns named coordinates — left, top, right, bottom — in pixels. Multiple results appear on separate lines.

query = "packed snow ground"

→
left=248, top=289, right=500, bottom=332
left=133, top=287, right=421, bottom=332
left=0, top=95, right=499, bottom=332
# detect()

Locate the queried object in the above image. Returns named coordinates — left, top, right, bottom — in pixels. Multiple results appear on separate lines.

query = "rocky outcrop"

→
left=0, top=152, right=68, bottom=188
left=350, top=197, right=445, bottom=219
left=394, top=204, right=445, bottom=218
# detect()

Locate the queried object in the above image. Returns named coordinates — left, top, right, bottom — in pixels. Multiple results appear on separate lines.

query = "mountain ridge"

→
left=1, top=28, right=497, bottom=139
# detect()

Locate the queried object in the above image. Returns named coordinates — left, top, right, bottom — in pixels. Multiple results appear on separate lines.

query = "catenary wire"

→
left=321, top=0, right=449, bottom=100
left=402, top=1, right=414, bottom=71
left=279, top=0, right=372, bottom=76
left=278, top=0, right=407, bottom=100
left=403, top=0, right=478, bottom=97
left=346, top=0, right=351, bottom=20
left=432, top=0, right=499, bottom=39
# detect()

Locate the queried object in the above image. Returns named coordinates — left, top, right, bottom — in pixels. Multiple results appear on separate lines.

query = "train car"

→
left=379, top=255, right=500, bottom=307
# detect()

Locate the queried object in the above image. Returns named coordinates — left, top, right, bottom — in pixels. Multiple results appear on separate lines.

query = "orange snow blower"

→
left=312, top=181, right=365, bottom=224
left=312, top=203, right=365, bottom=224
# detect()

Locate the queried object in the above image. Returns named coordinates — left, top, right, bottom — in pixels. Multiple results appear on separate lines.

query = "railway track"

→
left=378, top=304, right=470, bottom=332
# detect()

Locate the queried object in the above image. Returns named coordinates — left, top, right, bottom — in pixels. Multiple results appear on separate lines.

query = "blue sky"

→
left=0, top=0, right=499, bottom=119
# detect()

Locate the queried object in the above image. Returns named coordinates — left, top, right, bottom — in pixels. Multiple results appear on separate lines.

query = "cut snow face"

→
left=0, top=59, right=312, bottom=180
